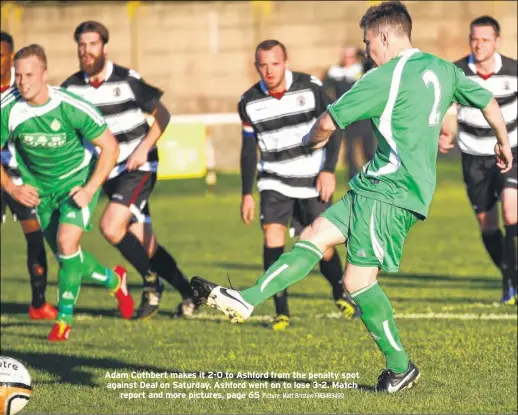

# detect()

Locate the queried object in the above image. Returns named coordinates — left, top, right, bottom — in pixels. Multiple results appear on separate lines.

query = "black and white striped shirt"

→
left=0, top=67, right=22, bottom=184
left=455, top=53, right=517, bottom=156
left=239, top=70, right=339, bottom=199
left=61, top=61, right=163, bottom=179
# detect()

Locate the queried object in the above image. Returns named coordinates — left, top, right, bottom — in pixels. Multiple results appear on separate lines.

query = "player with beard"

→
left=62, top=21, right=196, bottom=320
left=1, top=32, right=57, bottom=321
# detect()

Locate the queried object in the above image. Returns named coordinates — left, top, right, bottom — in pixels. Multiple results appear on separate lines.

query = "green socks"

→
left=81, top=251, right=119, bottom=291
left=351, top=281, right=409, bottom=373
left=57, top=249, right=119, bottom=325
left=237, top=237, right=410, bottom=374
left=57, top=251, right=83, bottom=325
left=241, top=241, right=322, bottom=306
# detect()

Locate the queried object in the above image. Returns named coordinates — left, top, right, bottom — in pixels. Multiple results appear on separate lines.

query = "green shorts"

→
left=321, top=191, right=418, bottom=273
left=36, top=188, right=101, bottom=254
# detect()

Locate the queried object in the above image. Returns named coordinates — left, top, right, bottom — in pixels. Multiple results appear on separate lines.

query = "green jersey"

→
left=1, top=86, right=107, bottom=196
left=328, top=48, right=492, bottom=218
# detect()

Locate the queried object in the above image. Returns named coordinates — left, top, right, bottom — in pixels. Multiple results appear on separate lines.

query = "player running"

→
left=62, top=21, right=196, bottom=319
left=1, top=44, right=134, bottom=342
left=439, top=16, right=518, bottom=304
left=191, top=1, right=513, bottom=392
left=1, top=32, right=57, bottom=320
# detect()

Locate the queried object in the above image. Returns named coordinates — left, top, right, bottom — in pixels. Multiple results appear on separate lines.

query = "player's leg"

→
left=5, top=193, right=56, bottom=319
left=191, top=192, right=351, bottom=322
left=299, top=197, right=359, bottom=319
left=342, top=194, right=419, bottom=393
left=46, top=191, right=134, bottom=341
left=260, top=190, right=293, bottom=330
left=500, top=156, right=518, bottom=304
left=100, top=171, right=161, bottom=320
left=129, top=206, right=197, bottom=318
left=20, top=218, right=56, bottom=319
left=462, top=153, right=507, bottom=299
left=66, top=190, right=134, bottom=320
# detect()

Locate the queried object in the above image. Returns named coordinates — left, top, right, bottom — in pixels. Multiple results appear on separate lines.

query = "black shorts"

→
left=260, top=190, right=330, bottom=230
left=461, top=147, right=518, bottom=214
left=103, top=171, right=156, bottom=223
left=1, top=189, right=37, bottom=223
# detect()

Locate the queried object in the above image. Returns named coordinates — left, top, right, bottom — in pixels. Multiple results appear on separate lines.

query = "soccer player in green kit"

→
left=191, top=1, right=514, bottom=392
left=1, top=44, right=135, bottom=342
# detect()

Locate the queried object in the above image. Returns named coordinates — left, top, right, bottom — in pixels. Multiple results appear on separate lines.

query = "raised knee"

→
left=57, top=234, right=79, bottom=257
left=299, top=225, right=314, bottom=241
left=100, top=219, right=124, bottom=244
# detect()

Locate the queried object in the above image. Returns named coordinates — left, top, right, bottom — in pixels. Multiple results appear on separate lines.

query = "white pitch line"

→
left=1, top=312, right=516, bottom=324
left=174, top=311, right=518, bottom=322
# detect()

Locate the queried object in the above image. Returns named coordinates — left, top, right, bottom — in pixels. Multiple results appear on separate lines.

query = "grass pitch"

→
left=1, top=160, right=516, bottom=414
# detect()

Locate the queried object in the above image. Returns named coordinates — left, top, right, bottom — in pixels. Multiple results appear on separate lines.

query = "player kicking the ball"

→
left=1, top=44, right=134, bottom=342
left=191, top=1, right=513, bottom=393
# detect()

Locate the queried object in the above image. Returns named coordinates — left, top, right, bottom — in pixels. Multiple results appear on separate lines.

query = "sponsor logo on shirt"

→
left=21, top=133, right=66, bottom=148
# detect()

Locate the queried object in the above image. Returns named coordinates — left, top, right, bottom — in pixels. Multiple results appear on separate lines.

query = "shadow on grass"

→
left=1, top=349, right=371, bottom=391
left=1, top=302, right=121, bottom=318
left=0, top=276, right=156, bottom=294
left=0, top=349, right=196, bottom=387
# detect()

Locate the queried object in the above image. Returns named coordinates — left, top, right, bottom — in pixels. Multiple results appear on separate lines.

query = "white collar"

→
left=398, top=47, right=420, bottom=57
left=259, top=70, right=293, bottom=95
left=83, top=60, right=114, bottom=84
left=468, top=52, right=502, bottom=75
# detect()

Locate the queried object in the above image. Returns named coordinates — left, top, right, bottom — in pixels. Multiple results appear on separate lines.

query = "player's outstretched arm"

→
left=70, top=130, right=120, bottom=208
left=302, top=111, right=337, bottom=150
left=481, top=98, right=513, bottom=173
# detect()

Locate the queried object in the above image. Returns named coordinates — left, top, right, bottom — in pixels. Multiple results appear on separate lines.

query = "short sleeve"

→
left=327, top=68, right=389, bottom=129
left=127, top=70, right=164, bottom=114
left=61, top=91, right=107, bottom=141
left=453, top=67, right=492, bottom=109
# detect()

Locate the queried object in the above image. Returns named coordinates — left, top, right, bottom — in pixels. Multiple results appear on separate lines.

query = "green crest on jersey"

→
left=0, top=86, right=107, bottom=196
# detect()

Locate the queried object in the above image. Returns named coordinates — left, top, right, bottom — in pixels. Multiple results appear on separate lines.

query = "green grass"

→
left=1, top=160, right=517, bottom=414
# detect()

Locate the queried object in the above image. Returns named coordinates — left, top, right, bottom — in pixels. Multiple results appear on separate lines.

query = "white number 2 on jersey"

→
left=422, top=70, right=441, bottom=126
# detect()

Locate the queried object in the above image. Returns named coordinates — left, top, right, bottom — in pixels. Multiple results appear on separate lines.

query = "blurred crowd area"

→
left=1, top=0, right=517, bottom=171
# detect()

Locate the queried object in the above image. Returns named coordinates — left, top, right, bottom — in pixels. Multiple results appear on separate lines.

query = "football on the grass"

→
left=0, top=357, right=32, bottom=415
